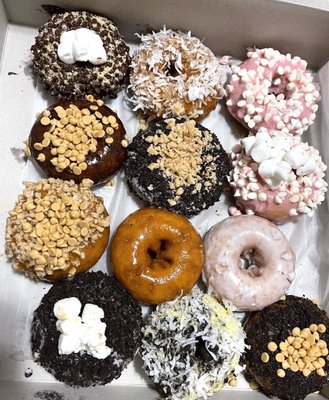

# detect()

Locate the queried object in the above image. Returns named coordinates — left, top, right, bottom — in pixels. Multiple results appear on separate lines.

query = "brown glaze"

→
left=110, top=208, right=204, bottom=304
left=29, top=99, right=127, bottom=185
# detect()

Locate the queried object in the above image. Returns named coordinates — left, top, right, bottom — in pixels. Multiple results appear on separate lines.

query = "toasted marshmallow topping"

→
left=58, top=28, right=107, bottom=65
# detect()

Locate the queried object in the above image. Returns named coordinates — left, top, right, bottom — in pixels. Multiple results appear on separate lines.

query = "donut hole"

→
left=164, top=60, right=180, bottom=77
left=239, top=249, right=263, bottom=277
left=268, top=74, right=290, bottom=99
left=147, top=240, right=173, bottom=266
left=195, top=337, right=219, bottom=363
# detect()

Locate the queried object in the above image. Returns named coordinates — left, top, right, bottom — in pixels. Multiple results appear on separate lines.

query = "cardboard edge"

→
left=0, top=0, right=8, bottom=69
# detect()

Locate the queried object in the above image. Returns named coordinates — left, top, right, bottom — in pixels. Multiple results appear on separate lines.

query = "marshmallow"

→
left=53, top=297, right=81, bottom=320
left=58, top=333, right=81, bottom=355
left=283, top=146, right=308, bottom=169
left=58, top=28, right=107, bottom=65
left=82, top=303, right=105, bottom=323
left=297, top=157, right=317, bottom=176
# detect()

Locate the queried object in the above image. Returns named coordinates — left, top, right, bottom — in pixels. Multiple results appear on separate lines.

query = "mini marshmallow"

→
left=283, top=146, right=309, bottom=169
left=82, top=303, right=105, bottom=323
left=58, top=333, right=81, bottom=355
left=54, top=297, right=81, bottom=320
left=296, top=157, right=317, bottom=176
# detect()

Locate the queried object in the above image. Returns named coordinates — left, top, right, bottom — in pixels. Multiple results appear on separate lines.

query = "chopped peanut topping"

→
left=5, top=178, right=110, bottom=279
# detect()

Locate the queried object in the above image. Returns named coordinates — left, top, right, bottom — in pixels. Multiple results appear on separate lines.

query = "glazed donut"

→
left=124, top=118, right=229, bottom=217
left=228, top=129, right=327, bottom=223
left=110, top=208, right=204, bottom=304
left=244, top=295, right=329, bottom=400
left=5, top=178, right=110, bottom=281
left=203, top=215, right=295, bottom=311
left=226, top=48, right=320, bottom=135
left=31, top=271, right=142, bottom=387
left=128, top=28, right=228, bottom=120
left=31, top=10, right=129, bottom=99
left=29, top=97, right=127, bottom=185
left=140, top=287, right=246, bottom=399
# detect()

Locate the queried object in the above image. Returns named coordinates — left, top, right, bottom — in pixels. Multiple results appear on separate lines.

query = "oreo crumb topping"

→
left=245, top=295, right=329, bottom=400
left=31, top=271, right=142, bottom=387
left=140, top=288, right=246, bottom=399
left=24, top=367, right=33, bottom=378
left=31, top=11, right=129, bottom=99
left=124, top=118, right=230, bottom=217
left=34, top=391, right=66, bottom=400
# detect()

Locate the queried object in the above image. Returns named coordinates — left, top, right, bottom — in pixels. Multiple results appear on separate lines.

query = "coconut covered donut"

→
left=31, top=10, right=129, bottom=99
left=129, top=28, right=228, bottom=120
left=203, top=215, right=295, bottom=311
left=226, top=48, right=320, bottom=135
left=228, top=129, right=327, bottom=223
left=5, top=178, right=110, bottom=281
left=140, top=287, right=246, bottom=399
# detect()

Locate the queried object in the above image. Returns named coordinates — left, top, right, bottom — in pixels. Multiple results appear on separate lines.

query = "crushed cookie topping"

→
left=146, top=119, right=218, bottom=204
left=5, top=178, right=110, bottom=279
left=31, top=95, right=120, bottom=176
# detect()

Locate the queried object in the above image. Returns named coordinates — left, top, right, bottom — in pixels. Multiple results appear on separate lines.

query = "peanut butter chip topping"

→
left=260, top=324, right=328, bottom=378
left=5, top=178, right=110, bottom=279
left=32, top=96, right=120, bottom=175
left=146, top=118, right=218, bottom=205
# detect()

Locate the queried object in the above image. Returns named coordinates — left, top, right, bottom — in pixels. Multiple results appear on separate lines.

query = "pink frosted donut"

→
left=203, top=215, right=296, bottom=311
left=228, top=129, right=327, bottom=224
left=226, top=48, right=320, bottom=135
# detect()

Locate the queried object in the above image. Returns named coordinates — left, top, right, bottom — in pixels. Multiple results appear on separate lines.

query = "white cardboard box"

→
left=1, top=1, right=329, bottom=399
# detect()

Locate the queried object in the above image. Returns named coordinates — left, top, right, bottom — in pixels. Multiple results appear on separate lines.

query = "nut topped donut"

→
left=228, top=129, right=327, bottom=223
left=110, top=208, right=204, bottom=304
left=129, top=28, right=228, bottom=120
left=124, top=118, right=230, bottom=217
left=244, top=296, right=329, bottom=400
left=5, top=178, right=110, bottom=281
left=29, top=96, right=127, bottom=185
left=226, top=48, right=320, bottom=135
left=31, top=10, right=129, bottom=99
left=203, top=215, right=295, bottom=311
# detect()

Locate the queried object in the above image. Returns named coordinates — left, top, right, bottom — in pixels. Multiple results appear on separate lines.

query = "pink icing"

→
left=226, top=48, right=320, bottom=135
left=203, top=215, right=296, bottom=311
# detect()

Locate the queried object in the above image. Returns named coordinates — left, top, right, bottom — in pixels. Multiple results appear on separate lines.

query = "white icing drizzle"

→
left=128, top=28, right=229, bottom=119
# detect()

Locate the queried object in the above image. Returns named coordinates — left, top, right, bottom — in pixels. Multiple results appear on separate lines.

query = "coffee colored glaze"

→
left=29, top=99, right=126, bottom=185
left=110, top=208, right=204, bottom=304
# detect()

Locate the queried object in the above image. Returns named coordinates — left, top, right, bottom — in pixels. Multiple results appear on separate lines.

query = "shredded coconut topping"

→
left=5, top=178, right=110, bottom=279
left=140, top=288, right=246, bottom=400
left=129, top=28, right=228, bottom=119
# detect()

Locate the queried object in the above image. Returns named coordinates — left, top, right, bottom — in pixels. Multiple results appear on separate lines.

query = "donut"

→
left=203, top=215, right=295, bottom=311
left=5, top=178, right=110, bottom=281
left=28, top=96, right=127, bottom=185
left=31, top=271, right=142, bottom=387
left=140, top=287, right=246, bottom=399
left=244, top=295, right=329, bottom=400
left=228, top=129, right=327, bottom=223
left=128, top=28, right=228, bottom=120
left=31, top=10, right=129, bottom=99
left=226, top=48, right=320, bottom=135
left=124, top=118, right=230, bottom=217
left=110, top=208, right=204, bottom=304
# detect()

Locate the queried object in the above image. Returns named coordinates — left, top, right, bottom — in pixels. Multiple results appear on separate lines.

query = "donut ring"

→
left=140, top=287, right=246, bottom=399
left=228, top=129, right=327, bottom=223
left=29, top=98, right=127, bottom=185
left=203, top=215, right=295, bottom=311
left=128, top=28, right=227, bottom=120
left=5, top=179, right=110, bottom=282
left=31, top=11, right=129, bottom=99
left=226, top=48, right=320, bottom=135
left=110, top=208, right=204, bottom=304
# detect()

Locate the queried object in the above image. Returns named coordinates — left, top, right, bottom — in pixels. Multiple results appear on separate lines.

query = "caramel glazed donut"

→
left=5, top=178, right=110, bottom=281
left=110, top=208, right=204, bottom=305
left=128, top=28, right=229, bottom=120
left=203, top=215, right=296, bottom=311
left=226, top=47, right=320, bottom=135
left=31, top=10, right=129, bottom=99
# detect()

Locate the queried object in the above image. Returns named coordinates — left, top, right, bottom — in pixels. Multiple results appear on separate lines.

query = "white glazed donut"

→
left=203, top=215, right=296, bottom=311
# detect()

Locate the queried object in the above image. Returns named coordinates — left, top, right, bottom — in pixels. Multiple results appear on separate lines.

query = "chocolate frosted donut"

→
left=31, top=11, right=129, bottom=99
left=244, top=296, right=329, bottom=400
left=124, top=118, right=230, bottom=217
left=31, top=271, right=142, bottom=387
left=29, top=97, right=127, bottom=185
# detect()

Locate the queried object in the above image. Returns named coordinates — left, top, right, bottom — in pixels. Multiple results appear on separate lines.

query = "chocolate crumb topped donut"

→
left=31, top=271, right=142, bottom=387
left=31, top=11, right=129, bottom=99
left=5, top=178, right=110, bottom=281
left=244, top=296, right=329, bottom=400
left=124, top=118, right=230, bottom=217
left=140, top=287, right=246, bottom=399
left=29, top=96, right=127, bottom=185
